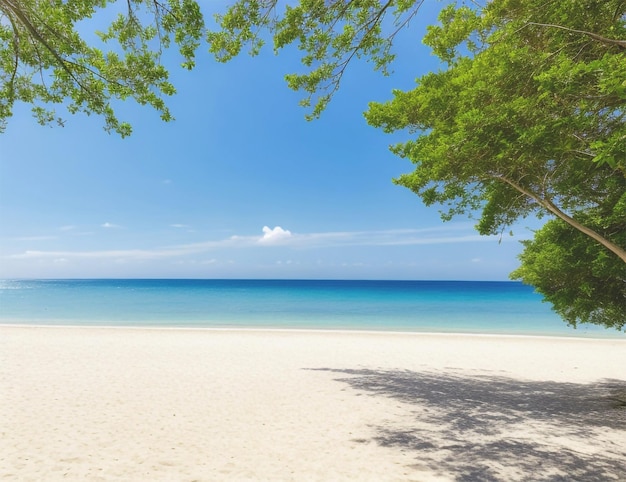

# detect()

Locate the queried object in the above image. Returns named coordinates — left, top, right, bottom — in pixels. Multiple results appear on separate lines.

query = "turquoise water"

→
left=0, top=279, right=622, bottom=338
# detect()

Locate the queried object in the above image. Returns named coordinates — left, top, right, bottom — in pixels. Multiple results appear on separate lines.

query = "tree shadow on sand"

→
left=309, top=368, right=626, bottom=481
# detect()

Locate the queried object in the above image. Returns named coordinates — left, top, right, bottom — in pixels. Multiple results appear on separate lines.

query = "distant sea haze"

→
left=0, top=279, right=622, bottom=338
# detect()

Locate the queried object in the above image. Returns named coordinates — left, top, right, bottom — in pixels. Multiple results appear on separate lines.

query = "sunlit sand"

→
left=1, top=325, right=624, bottom=480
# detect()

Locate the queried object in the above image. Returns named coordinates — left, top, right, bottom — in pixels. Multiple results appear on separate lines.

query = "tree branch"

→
left=2, top=0, right=92, bottom=93
left=527, top=22, right=626, bottom=49
left=5, top=9, right=20, bottom=96
left=494, top=174, right=626, bottom=263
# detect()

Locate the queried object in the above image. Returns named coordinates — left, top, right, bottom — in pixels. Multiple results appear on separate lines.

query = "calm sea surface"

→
left=0, top=279, right=622, bottom=338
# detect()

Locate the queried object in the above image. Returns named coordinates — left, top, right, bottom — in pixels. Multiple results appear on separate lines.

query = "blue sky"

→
left=0, top=2, right=541, bottom=280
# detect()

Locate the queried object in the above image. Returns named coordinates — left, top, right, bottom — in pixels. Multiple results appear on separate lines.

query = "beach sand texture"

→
left=1, top=326, right=625, bottom=481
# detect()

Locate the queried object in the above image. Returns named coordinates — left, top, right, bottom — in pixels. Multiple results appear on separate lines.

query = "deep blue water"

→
left=0, top=279, right=622, bottom=338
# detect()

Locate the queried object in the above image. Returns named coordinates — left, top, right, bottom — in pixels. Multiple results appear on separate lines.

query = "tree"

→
left=210, top=0, right=625, bottom=329
left=0, top=0, right=204, bottom=136
left=363, top=0, right=625, bottom=329
left=511, top=212, right=626, bottom=331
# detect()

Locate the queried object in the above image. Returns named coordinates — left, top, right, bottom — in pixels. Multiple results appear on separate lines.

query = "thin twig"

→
left=527, top=22, right=626, bottom=49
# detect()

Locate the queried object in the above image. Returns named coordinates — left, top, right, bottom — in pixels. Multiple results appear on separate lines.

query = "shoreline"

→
left=2, top=325, right=625, bottom=480
left=1, top=321, right=623, bottom=340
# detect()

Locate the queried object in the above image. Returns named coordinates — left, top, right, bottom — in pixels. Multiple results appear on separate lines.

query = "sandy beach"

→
left=1, top=325, right=624, bottom=481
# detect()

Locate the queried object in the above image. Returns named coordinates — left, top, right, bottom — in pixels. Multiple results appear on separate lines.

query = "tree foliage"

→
left=0, top=0, right=204, bottom=136
left=511, top=205, right=626, bottom=330
left=363, top=0, right=625, bottom=329
left=207, top=0, right=427, bottom=119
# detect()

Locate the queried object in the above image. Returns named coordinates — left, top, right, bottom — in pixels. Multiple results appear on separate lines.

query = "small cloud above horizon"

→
left=101, top=222, right=122, bottom=229
left=259, top=226, right=292, bottom=245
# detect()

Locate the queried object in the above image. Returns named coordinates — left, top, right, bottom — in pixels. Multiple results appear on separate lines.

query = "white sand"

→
left=1, top=325, right=625, bottom=481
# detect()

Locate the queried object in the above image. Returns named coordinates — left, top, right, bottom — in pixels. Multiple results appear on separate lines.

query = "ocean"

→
left=0, top=279, right=622, bottom=338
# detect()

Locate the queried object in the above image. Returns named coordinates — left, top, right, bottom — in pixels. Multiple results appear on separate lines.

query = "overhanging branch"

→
left=493, top=174, right=626, bottom=263
left=1, top=0, right=91, bottom=93
left=527, top=22, right=626, bottom=49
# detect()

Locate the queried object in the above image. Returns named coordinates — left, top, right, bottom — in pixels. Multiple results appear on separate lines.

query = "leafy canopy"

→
left=364, top=0, right=626, bottom=328
left=512, top=208, right=626, bottom=331
left=0, top=0, right=204, bottom=136
left=1, top=0, right=427, bottom=131
left=207, top=0, right=427, bottom=119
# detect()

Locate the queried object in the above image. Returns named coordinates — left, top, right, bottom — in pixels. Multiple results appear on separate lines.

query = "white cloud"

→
left=101, top=222, right=121, bottom=229
left=170, top=224, right=189, bottom=229
left=259, top=226, right=292, bottom=245
left=59, top=225, right=75, bottom=232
